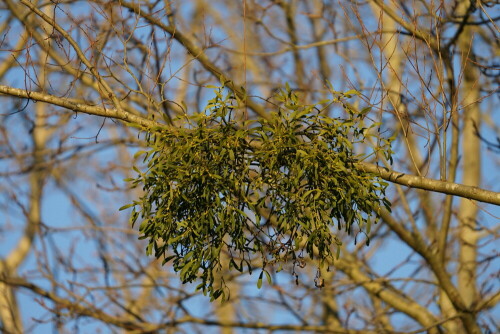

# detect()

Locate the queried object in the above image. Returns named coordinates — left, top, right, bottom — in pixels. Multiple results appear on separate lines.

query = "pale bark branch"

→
left=357, top=162, right=500, bottom=206
left=334, top=255, right=441, bottom=334
left=19, top=0, right=124, bottom=113
left=119, top=0, right=268, bottom=119
left=1, top=84, right=498, bottom=207
left=0, top=275, right=379, bottom=334
left=370, top=0, right=440, bottom=52
left=0, top=85, right=161, bottom=130
left=380, top=209, right=481, bottom=333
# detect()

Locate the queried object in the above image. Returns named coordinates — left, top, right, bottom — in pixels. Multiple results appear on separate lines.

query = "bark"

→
left=456, top=0, right=481, bottom=314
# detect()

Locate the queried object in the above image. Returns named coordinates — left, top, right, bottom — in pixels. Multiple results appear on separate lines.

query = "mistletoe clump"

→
left=122, top=87, right=392, bottom=301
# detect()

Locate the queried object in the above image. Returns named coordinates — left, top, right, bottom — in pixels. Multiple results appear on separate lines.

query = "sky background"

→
left=0, top=1, right=499, bottom=333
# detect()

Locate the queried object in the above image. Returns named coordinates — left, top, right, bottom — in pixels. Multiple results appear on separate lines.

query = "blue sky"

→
left=0, top=1, right=499, bottom=333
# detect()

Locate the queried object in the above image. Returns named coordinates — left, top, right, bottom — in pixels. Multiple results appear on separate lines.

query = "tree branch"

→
left=119, top=1, right=268, bottom=119
left=1, top=85, right=498, bottom=206
left=0, top=85, right=161, bottom=130
left=0, top=275, right=379, bottom=333
left=356, top=162, right=500, bottom=206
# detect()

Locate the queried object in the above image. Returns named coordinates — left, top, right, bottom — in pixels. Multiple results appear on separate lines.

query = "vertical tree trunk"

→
left=456, top=0, right=481, bottom=312
left=0, top=4, right=51, bottom=332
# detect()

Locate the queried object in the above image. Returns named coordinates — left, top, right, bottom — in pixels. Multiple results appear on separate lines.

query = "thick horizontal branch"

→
left=0, top=85, right=159, bottom=129
left=357, top=162, right=500, bottom=206
left=1, top=84, right=498, bottom=206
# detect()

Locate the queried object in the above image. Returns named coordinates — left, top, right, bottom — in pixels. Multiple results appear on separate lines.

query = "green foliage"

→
left=123, top=86, right=392, bottom=301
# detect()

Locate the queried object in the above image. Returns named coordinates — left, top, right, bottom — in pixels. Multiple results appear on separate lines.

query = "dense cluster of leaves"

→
left=123, top=87, right=392, bottom=300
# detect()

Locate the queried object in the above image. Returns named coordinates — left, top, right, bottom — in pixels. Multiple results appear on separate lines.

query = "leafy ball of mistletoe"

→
left=122, top=86, right=392, bottom=301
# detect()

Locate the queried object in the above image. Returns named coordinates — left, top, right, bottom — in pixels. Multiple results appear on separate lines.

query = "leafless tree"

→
left=0, top=1, right=498, bottom=333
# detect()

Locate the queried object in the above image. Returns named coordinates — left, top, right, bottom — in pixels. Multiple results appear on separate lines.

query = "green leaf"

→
left=257, top=271, right=263, bottom=289
left=264, top=269, right=272, bottom=285
left=119, top=203, right=134, bottom=211
left=133, top=150, right=147, bottom=159
left=125, top=83, right=393, bottom=302
left=317, top=99, right=331, bottom=105
left=360, top=106, right=371, bottom=115
left=344, top=89, right=360, bottom=96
